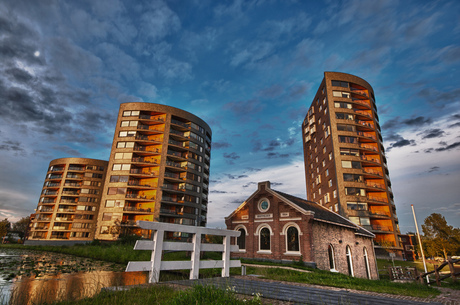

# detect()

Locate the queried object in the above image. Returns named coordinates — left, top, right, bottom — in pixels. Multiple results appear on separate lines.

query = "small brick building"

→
left=225, top=181, right=378, bottom=279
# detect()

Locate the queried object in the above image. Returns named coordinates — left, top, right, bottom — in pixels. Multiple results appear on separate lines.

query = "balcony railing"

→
left=125, top=194, right=155, bottom=200
left=171, top=119, right=188, bottom=127
left=350, top=88, right=368, bottom=96
left=166, top=161, right=186, bottom=169
left=64, top=182, right=81, bottom=187
left=354, top=110, right=372, bottom=118
left=359, top=143, right=378, bottom=152
left=127, top=180, right=156, bottom=188
left=66, top=174, right=83, bottom=179
left=54, top=217, right=73, bottom=222
left=133, top=145, right=161, bottom=153
left=132, top=157, right=159, bottom=164
left=68, top=167, right=85, bottom=171
left=44, top=191, right=58, bottom=195
left=139, top=114, right=164, bottom=121
left=39, top=208, right=54, bottom=212
left=361, top=156, right=380, bottom=164
left=50, top=167, right=65, bottom=172
left=62, top=191, right=79, bottom=195
left=48, top=175, right=62, bottom=179
left=42, top=199, right=56, bottom=204
left=365, top=181, right=385, bottom=189
left=120, top=220, right=138, bottom=226
left=135, top=135, right=162, bottom=142
left=129, top=169, right=158, bottom=176
left=369, top=211, right=390, bottom=217
left=352, top=98, right=370, bottom=107
left=367, top=195, right=388, bottom=203
left=363, top=168, right=383, bottom=176
left=371, top=225, right=393, bottom=232
left=164, top=172, right=181, bottom=179
left=123, top=206, right=152, bottom=212
left=46, top=183, right=61, bottom=187
left=357, top=131, right=376, bottom=141
left=57, top=208, right=76, bottom=213
left=60, top=199, right=77, bottom=203
left=167, top=150, right=183, bottom=157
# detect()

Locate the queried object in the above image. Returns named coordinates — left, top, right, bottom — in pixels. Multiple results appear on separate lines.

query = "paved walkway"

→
left=168, top=277, right=445, bottom=305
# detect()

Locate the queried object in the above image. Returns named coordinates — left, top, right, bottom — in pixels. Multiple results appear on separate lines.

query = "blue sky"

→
left=1, top=0, right=459, bottom=233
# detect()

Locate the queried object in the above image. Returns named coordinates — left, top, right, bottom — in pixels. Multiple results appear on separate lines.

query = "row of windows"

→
left=328, top=244, right=371, bottom=278
left=236, top=224, right=300, bottom=253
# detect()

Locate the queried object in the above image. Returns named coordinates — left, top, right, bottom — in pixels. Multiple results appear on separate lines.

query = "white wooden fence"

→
left=125, top=221, right=241, bottom=283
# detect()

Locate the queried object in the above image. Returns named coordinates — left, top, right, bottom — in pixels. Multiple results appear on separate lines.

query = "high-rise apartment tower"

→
left=96, top=103, right=212, bottom=240
left=28, top=158, right=108, bottom=243
left=301, top=72, right=401, bottom=255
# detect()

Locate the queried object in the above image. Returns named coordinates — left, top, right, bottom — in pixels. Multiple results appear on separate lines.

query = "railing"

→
left=66, top=174, right=83, bottom=179
left=132, top=157, right=158, bottom=164
left=354, top=110, right=371, bottom=118
left=361, top=156, right=380, bottom=164
left=363, top=168, right=383, bottom=176
left=356, top=120, right=374, bottom=129
left=68, top=167, right=85, bottom=171
left=135, top=135, right=162, bottom=142
left=166, top=161, right=186, bottom=169
left=42, top=199, right=55, bottom=203
left=139, top=115, right=164, bottom=121
left=167, top=150, right=183, bottom=157
left=62, top=191, right=79, bottom=195
left=128, top=180, right=156, bottom=188
left=125, top=194, right=155, bottom=200
left=164, top=172, right=181, bottom=179
left=39, top=208, right=54, bottom=212
left=416, top=258, right=460, bottom=286
left=123, top=206, right=152, bottom=212
left=129, top=169, right=158, bottom=176
left=359, top=143, right=378, bottom=152
left=365, top=181, right=385, bottom=189
left=369, top=211, right=390, bottom=217
left=371, top=225, right=392, bottom=231
left=50, top=167, right=65, bottom=172
left=357, top=131, right=376, bottom=141
left=171, top=119, right=188, bottom=127
left=64, top=182, right=81, bottom=187
left=367, top=195, right=388, bottom=203
left=48, top=175, right=62, bottom=179
left=126, top=221, right=241, bottom=283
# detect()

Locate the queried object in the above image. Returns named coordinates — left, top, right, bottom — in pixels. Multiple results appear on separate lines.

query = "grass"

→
left=48, top=284, right=262, bottom=305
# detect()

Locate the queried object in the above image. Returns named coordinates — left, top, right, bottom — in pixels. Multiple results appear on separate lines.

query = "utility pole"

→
left=411, top=204, right=430, bottom=284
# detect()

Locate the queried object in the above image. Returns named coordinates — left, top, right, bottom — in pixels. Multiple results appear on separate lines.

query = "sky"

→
left=1, top=0, right=459, bottom=234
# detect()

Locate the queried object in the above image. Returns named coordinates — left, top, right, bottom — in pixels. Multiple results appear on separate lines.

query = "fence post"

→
left=434, top=264, right=440, bottom=286
left=447, top=259, right=457, bottom=283
left=150, top=229, right=164, bottom=284
left=222, top=235, right=231, bottom=277
left=190, top=230, right=202, bottom=280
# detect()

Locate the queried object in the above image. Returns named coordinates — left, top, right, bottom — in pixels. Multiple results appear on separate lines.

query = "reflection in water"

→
left=10, top=271, right=149, bottom=305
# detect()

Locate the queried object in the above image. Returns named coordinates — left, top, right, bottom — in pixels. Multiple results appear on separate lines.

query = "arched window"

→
left=237, top=228, right=246, bottom=250
left=346, top=246, right=354, bottom=276
left=286, top=226, right=299, bottom=252
left=260, top=227, right=270, bottom=251
left=328, top=244, right=335, bottom=270
left=363, top=247, right=370, bottom=279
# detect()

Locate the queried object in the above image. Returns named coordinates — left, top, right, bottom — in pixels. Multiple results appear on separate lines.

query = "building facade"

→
left=301, top=72, right=401, bottom=256
left=27, top=158, right=108, bottom=244
left=226, top=181, right=378, bottom=279
left=95, top=103, right=212, bottom=240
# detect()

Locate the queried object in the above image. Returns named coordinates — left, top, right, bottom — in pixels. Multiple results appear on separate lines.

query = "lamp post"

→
left=411, top=204, right=430, bottom=284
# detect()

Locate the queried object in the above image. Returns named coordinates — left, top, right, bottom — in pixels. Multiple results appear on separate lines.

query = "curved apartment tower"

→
left=302, top=72, right=401, bottom=256
left=96, top=103, right=211, bottom=240
left=27, top=158, right=108, bottom=244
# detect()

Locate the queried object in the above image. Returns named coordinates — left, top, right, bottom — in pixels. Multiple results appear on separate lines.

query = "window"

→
left=329, top=152, right=333, bottom=160
left=318, top=188, right=322, bottom=195
left=328, top=245, right=336, bottom=270
left=316, top=175, right=321, bottom=184
left=322, top=160, right=326, bottom=167
left=237, top=228, right=246, bottom=250
left=112, top=164, right=131, bottom=171
left=100, top=226, right=109, bottom=234
left=347, top=202, right=367, bottom=211
left=324, top=193, right=330, bottom=203
left=338, top=136, right=357, bottom=143
left=346, top=246, right=354, bottom=276
left=334, top=102, right=352, bottom=109
left=259, top=227, right=270, bottom=251
left=334, top=203, right=338, bottom=212
left=333, top=91, right=350, bottom=98
left=343, top=173, right=363, bottom=182
left=258, top=199, right=270, bottom=212
left=345, top=187, right=366, bottom=196
left=326, top=169, right=329, bottom=176
left=117, top=142, right=135, bottom=148
left=364, top=248, right=371, bottom=279
left=340, top=148, right=359, bottom=156
left=102, top=213, right=112, bottom=221
left=323, top=146, right=326, bottom=154
left=286, top=226, right=299, bottom=252
left=114, top=152, right=132, bottom=159
left=337, top=124, right=355, bottom=131
left=119, top=131, right=136, bottom=137
left=107, top=187, right=127, bottom=195
left=341, top=161, right=361, bottom=169
left=331, top=80, right=348, bottom=88
left=336, top=113, right=354, bottom=120
left=105, top=200, right=124, bottom=208
left=333, top=190, right=337, bottom=198
left=121, top=120, right=138, bottom=127
left=320, top=137, right=323, bottom=145
left=328, top=179, right=332, bottom=187
left=110, top=175, right=129, bottom=183
left=122, top=110, right=140, bottom=117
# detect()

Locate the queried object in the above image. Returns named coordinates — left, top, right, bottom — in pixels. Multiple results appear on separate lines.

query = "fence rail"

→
left=416, top=258, right=460, bottom=286
left=126, top=221, right=241, bottom=283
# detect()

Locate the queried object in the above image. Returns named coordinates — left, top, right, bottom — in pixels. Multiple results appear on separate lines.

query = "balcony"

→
left=57, top=208, right=76, bottom=213
left=367, top=195, right=388, bottom=203
left=139, top=114, right=164, bottom=121
left=42, top=199, right=56, bottom=204
left=369, top=211, right=390, bottom=217
left=354, top=110, right=372, bottom=119
left=371, top=225, right=393, bottom=232
left=133, top=145, right=161, bottom=153
left=129, top=169, right=158, bottom=176
left=68, top=166, right=85, bottom=171
left=359, top=143, right=378, bottom=152
left=365, top=181, right=385, bottom=189
left=120, top=220, right=138, bottom=227
left=127, top=180, right=156, bottom=188
left=357, top=131, right=376, bottom=141
left=66, top=174, right=83, bottom=179
left=135, top=134, right=162, bottom=143
left=164, top=171, right=182, bottom=180
left=137, top=124, right=164, bottom=133
left=360, top=156, right=380, bottom=164
left=39, top=208, right=54, bottom=213
left=48, top=175, right=62, bottom=180
left=125, top=193, right=155, bottom=200
left=132, top=157, right=159, bottom=164
left=123, top=206, right=152, bottom=213
left=50, top=167, right=65, bottom=172
left=168, top=139, right=187, bottom=148
left=171, top=119, right=188, bottom=128
left=33, top=226, right=49, bottom=230
left=363, top=168, right=383, bottom=177
left=166, top=161, right=186, bottom=169
left=43, top=191, right=58, bottom=196
left=162, top=183, right=183, bottom=191
left=54, top=217, right=73, bottom=222
left=60, top=199, right=78, bottom=204
left=64, top=182, right=81, bottom=187
left=62, top=191, right=79, bottom=195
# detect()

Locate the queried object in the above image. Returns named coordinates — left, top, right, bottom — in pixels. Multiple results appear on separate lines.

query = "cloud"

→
left=213, top=142, right=232, bottom=149
left=223, top=152, right=240, bottom=165
left=419, top=129, right=445, bottom=139
left=223, top=98, right=264, bottom=116
left=267, top=152, right=290, bottom=159
left=435, top=141, right=460, bottom=152
left=427, top=166, right=440, bottom=173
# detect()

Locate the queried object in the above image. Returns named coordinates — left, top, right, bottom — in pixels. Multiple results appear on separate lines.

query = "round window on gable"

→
left=258, top=198, right=270, bottom=212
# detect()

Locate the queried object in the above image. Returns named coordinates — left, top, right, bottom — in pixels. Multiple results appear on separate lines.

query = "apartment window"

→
left=347, top=202, right=368, bottom=211
left=322, top=160, right=326, bottom=167
left=313, top=193, right=316, bottom=199
left=315, top=146, right=317, bottom=152
left=324, top=193, right=330, bottom=203
left=319, top=105, right=322, bottom=111
left=336, top=113, right=354, bottom=120
left=323, top=97, right=326, bottom=104
left=122, top=110, right=140, bottom=117
left=102, top=213, right=112, bottom=221
left=334, top=203, right=338, bottom=212
left=324, top=107, right=328, bottom=114
left=316, top=175, right=321, bottom=184
left=337, top=124, right=355, bottom=132
left=333, top=190, right=337, bottom=198
left=114, top=152, right=132, bottom=159
left=341, top=161, right=361, bottom=169
left=340, top=148, right=359, bottom=156
left=121, top=120, right=138, bottom=127
left=320, top=137, right=323, bottom=145
left=107, top=187, right=127, bottom=195
left=331, top=80, right=348, bottom=88
left=315, top=156, right=318, bottom=163
left=338, top=136, right=357, bottom=143
left=329, top=152, right=333, bottom=160
left=320, top=199, right=323, bottom=205
left=318, top=118, right=322, bottom=125
left=318, top=188, right=322, bottom=195
left=310, top=163, right=313, bottom=169
left=334, top=102, right=352, bottom=109
left=117, top=141, right=135, bottom=148
left=333, top=91, right=350, bottom=98
left=328, top=179, right=332, bottom=187
left=316, top=167, right=319, bottom=173
left=323, top=146, right=326, bottom=154
left=345, top=187, right=366, bottom=196
left=105, top=200, right=124, bottom=208
left=325, top=169, right=329, bottom=176
left=110, top=175, right=129, bottom=183
left=112, top=164, right=131, bottom=171
left=119, top=131, right=136, bottom=137
left=322, top=123, right=326, bottom=130
left=343, top=173, right=362, bottom=182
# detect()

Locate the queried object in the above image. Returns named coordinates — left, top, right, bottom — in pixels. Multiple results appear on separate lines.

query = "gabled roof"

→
left=225, top=181, right=374, bottom=238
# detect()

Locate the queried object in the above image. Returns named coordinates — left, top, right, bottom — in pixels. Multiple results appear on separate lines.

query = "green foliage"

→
left=0, top=218, right=11, bottom=238
left=12, top=216, right=30, bottom=241
left=422, top=213, right=460, bottom=259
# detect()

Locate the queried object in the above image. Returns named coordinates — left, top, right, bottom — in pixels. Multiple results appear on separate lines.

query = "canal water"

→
left=0, top=248, right=150, bottom=304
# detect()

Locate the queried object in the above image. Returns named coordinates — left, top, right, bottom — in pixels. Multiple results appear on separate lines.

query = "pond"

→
left=0, top=248, right=149, bottom=305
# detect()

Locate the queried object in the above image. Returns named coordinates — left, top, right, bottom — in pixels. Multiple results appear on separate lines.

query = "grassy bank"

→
left=0, top=243, right=448, bottom=299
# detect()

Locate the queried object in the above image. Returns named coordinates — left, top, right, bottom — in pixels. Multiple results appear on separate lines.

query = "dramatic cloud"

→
left=419, top=129, right=445, bottom=139
left=212, top=142, right=232, bottom=149
left=223, top=152, right=240, bottom=164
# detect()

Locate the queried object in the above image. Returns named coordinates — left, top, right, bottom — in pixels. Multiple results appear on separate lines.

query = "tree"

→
left=422, top=213, right=460, bottom=260
left=0, top=218, right=11, bottom=239
left=12, top=216, right=30, bottom=242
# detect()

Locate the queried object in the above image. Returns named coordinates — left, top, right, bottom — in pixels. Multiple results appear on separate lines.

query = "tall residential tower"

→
left=95, top=103, right=212, bottom=240
left=302, top=72, right=401, bottom=255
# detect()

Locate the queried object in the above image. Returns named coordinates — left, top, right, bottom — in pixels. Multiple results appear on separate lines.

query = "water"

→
left=0, top=248, right=149, bottom=304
